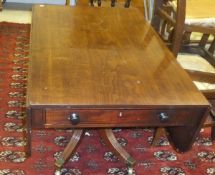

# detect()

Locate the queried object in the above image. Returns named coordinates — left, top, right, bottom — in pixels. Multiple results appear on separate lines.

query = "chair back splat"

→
left=149, top=0, right=185, bottom=57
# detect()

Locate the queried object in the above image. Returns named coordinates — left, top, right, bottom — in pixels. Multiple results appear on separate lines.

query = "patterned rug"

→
left=0, top=22, right=215, bottom=175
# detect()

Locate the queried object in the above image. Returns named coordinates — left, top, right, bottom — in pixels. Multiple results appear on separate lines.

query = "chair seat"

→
left=185, top=18, right=215, bottom=28
left=170, top=0, right=215, bottom=27
left=177, top=54, right=215, bottom=90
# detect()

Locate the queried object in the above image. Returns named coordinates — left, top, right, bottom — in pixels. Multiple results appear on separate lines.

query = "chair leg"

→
left=208, top=37, right=215, bottom=55
left=65, top=0, right=70, bottom=5
left=97, top=0, right=101, bottom=6
left=0, top=0, right=2, bottom=11
left=199, top=34, right=209, bottom=48
left=89, top=0, right=94, bottom=6
left=183, top=31, right=192, bottom=44
left=111, top=0, right=115, bottom=7
left=124, top=0, right=131, bottom=8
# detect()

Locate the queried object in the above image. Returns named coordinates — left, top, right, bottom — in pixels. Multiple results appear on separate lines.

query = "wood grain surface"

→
left=27, top=5, right=209, bottom=108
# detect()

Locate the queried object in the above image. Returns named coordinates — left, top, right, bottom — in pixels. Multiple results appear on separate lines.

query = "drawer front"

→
left=44, top=108, right=198, bottom=128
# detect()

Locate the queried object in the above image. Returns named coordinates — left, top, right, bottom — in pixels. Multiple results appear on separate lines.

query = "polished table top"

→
left=27, top=5, right=209, bottom=108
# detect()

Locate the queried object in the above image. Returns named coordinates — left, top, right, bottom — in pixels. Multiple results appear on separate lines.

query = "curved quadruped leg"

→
left=98, top=129, right=136, bottom=171
left=55, top=129, right=84, bottom=169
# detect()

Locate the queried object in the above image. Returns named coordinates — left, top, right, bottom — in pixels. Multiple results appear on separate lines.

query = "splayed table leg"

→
left=55, top=129, right=84, bottom=169
left=98, top=129, right=136, bottom=174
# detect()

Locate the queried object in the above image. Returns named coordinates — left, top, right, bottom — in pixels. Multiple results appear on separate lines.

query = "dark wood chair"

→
left=169, top=2, right=215, bottom=46
left=167, top=0, right=215, bottom=67
left=74, top=0, right=144, bottom=9
left=89, top=0, right=131, bottom=8
left=151, top=0, right=215, bottom=60
left=146, top=0, right=215, bottom=144
left=0, top=0, right=6, bottom=11
left=0, top=0, right=3, bottom=11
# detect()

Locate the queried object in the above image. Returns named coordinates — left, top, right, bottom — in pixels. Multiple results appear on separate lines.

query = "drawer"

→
left=44, top=108, right=199, bottom=128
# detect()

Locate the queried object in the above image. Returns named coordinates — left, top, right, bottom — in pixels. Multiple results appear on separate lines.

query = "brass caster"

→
left=127, top=156, right=136, bottom=175
left=128, top=167, right=135, bottom=175
left=55, top=157, right=65, bottom=168
left=54, top=169, right=61, bottom=175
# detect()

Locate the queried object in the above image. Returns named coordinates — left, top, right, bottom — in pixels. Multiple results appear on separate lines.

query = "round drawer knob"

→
left=159, top=112, right=169, bottom=122
left=68, top=113, right=80, bottom=125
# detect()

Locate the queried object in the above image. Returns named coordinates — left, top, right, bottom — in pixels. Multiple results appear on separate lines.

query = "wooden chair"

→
left=0, top=0, right=3, bottom=11
left=145, top=0, right=215, bottom=144
left=0, top=0, right=6, bottom=11
left=68, top=0, right=124, bottom=7
left=89, top=0, right=131, bottom=8
left=167, top=0, right=215, bottom=67
left=74, top=0, right=144, bottom=10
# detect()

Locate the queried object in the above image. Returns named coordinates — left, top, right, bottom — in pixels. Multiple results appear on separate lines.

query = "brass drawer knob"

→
left=159, top=112, right=169, bottom=122
left=68, top=113, right=80, bottom=125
